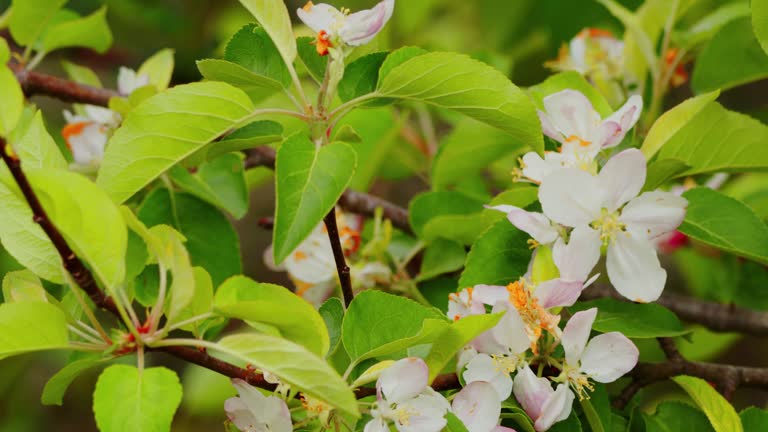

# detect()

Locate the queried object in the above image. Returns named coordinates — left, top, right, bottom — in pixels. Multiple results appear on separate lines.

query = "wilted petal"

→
left=340, top=0, right=395, bottom=46
left=562, top=308, right=597, bottom=366
left=533, top=384, right=574, bottom=432
left=364, top=416, right=390, bottom=432
left=535, top=279, right=583, bottom=309
left=580, top=332, right=639, bottom=383
left=601, top=95, right=643, bottom=148
left=452, top=382, right=502, bottom=432
left=464, top=354, right=513, bottom=401
left=539, top=168, right=603, bottom=227
left=552, top=226, right=601, bottom=282
left=297, top=2, right=341, bottom=33
left=379, top=357, right=429, bottom=404
left=620, top=191, right=688, bottom=239
left=512, top=364, right=553, bottom=421
left=606, top=233, right=666, bottom=302
left=542, top=90, right=600, bottom=140
left=598, top=149, right=646, bottom=212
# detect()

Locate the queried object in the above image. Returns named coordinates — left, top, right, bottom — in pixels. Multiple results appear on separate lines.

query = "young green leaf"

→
left=677, top=3, right=749, bottom=49
left=377, top=52, right=543, bottom=154
left=445, top=412, right=470, bottom=432
left=459, top=219, right=531, bottom=287
left=9, top=108, right=67, bottom=170
left=680, top=188, right=768, bottom=265
left=214, top=276, right=330, bottom=356
left=42, top=357, right=106, bottom=406
left=0, top=302, right=69, bottom=360
left=338, top=52, right=389, bottom=102
left=207, top=120, right=283, bottom=160
left=672, top=375, right=743, bottom=432
left=0, top=41, right=24, bottom=137
left=235, top=0, right=297, bottom=67
left=377, top=46, right=428, bottom=84
left=97, top=82, right=255, bottom=204
left=754, top=0, right=768, bottom=56
left=740, top=407, right=768, bottom=432
left=2, top=269, right=47, bottom=303
left=40, top=7, right=113, bottom=54
left=643, top=402, right=715, bottom=432
left=296, top=36, right=328, bottom=83
left=170, top=153, right=249, bottom=219
left=93, top=365, right=183, bottom=432
left=319, top=298, right=344, bottom=357
left=273, top=135, right=356, bottom=264
left=8, top=0, right=67, bottom=46
left=225, top=23, right=291, bottom=87
left=424, top=313, right=502, bottom=382
left=62, top=60, right=103, bottom=87
left=418, top=238, right=467, bottom=282
left=197, top=58, right=284, bottom=102
left=214, top=333, right=359, bottom=417
left=569, top=299, right=688, bottom=338
left=138, top=49, right=175, bottom=91
left=643, top=158, right=691, bottom=191
left=409, top=191, right=485, bottom=238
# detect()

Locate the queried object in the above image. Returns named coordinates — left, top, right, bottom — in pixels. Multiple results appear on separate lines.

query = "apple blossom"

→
left=452, top=382, right=517, bottom=432
left=513, top=365, right=574, bottom=432
left=538, top=148, right=687, bottom=302
left=224, top=379, right=292, bottom=432
left=556, top=308, right=638, bottom=399
left=297, top=0, right=395, bottom=56
left=366, top=357, right=450, bottom=432
left=117, top=66, right=150, bottom=95
left=548, top=28, right=625, bottom=81
left=517, top=90, right=642, bottom=184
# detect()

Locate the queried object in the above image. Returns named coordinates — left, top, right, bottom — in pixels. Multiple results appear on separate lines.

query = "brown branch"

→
left=581, top=284, right=768, bottom=336
left=9, top=61, right=118, bottom=107
left=324, top=209, right=354, bottom=306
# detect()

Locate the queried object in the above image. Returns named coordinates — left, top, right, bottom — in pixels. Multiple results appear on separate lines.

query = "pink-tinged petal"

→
left=601, top=95, right=643, bottom=148
left=471, top=327, right=508, bottom=355
left=457, top=346, right=479, bottom=371
left=542, top=90, right=600, bottom=140
left=598, top=149, right=646, bottom=212
left=535, top=279, right=583, bottom=309
left=452, top=382, right=503, bottom=432
left=297, top=3, right=340, bottom=33
left=340, top=0, right=395, bottom=46
left=464, top=354, right=513, bottom=401
left=562, top=308, right=597, bottom=365
left=534, top=385, right=574, bottom=432
left=538, top=111, right=563, bottom=143
left=473, top=284, right=509, bottom=306
left=552, top=226, right=601, bottom=282
left=379, top=357, right=429, bottom=404
left=620, top=191, right=688, bottom=240
left=485, top=205, right=559, bottom=245
left=396, top=390, right=450, bottom=432
left=231, top=378, right=269, bottom=417
left=491, top=302, right=531, bottom=355
left=580, top=332, right=639, bottom=383
left=364, top=416, right=390, bottom=432
left=539, top=168, right=603, bottom=227
left=493, top=427, right=518, bottom=432
left=224, top=397, right=262, bottom=431
left=606, top=233, right=666, bottom=303
left=512, top=364, right=553, bottom=421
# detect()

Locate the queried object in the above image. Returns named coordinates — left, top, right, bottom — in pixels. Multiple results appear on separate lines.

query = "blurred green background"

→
left=1, top=0, right=766, bottom=430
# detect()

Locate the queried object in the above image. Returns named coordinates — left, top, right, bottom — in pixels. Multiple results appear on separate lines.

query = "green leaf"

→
left=424, top=313, right=502, bottom=382
left=197, top=58, right=284, bottom=102
left=2, top=269, right=47, bottom=303
left=9, top=108, right=67, bottom=170
left=342, top=290, right=447, bottom=363
left=149, top=225, right=196, bottom=324
left=273, top=135, right=356, bottom=264
left=214, top=276, right=330, bottom=356
left=529, top=71, right=613, bottom=117
left=93, top=365, right=183, bottom=432
left=319, top=297, right=344, bottom=356
left=640, top=91, right=720, bottom=159
left=0, top=302, right=69, bottom=359
left=680, top=188, right=768, bottom=264
left=0, top=48, right=24, bottom=137
left=672, top=375, right=743, bottom=432
left=445, top=412, right=470, bottom=432
left=97, top=82, right=255, bottom=204
left=754, top=0, right=768, bottom=56
left=654, top=103, right=768, bottom=176
left=409, top=191, right=485, bottom=238
left=418, top=238, right=466, bottom=281
left=170, top=153, right=249, bottom=219
left=644, top=402, right=715, bottom=432
left=549, top=409, right=583, bottom=432
left=569, top=299, right=687, bottom=338
left=677, top=3, right=750, bottom=49
left=28, top=169, right=127, bottom=289
left=296, top=36, right=328, bottom=83
left=339, top=52, right=389, bottom=102
left=643, top=158, right=691, bottom=191
left=693, top=18, right=768, bottom=93
left=377, top=52, right=543, bottom=154
left=377, top=46, right=428, bottom=84
left=137, top=190, right=241, bottom=288
left=62, top=60, right=103, bottom=87
left=214, top=333, right=359, bottom=417
left=40, top=7, right=112, bottom=54
left=42, top=357, right=105, bottom=406
left=225, top=24, right=291, bottom=88
left=208, top=120, right=283, bottom=160
left=235, top=0, right=297, bottom=67
left=423, top=214, right=485, bottom=246
left=138, top=49, right=175, bottom=91
left=8, top=0, right=67, bottom=46
left=740, top=407, right=768, bottom=432
left=580, top=397, right=606, bottom=432
left=432, top=118, right=525, bottom=191
left=459, top=219, right=531, bottom=287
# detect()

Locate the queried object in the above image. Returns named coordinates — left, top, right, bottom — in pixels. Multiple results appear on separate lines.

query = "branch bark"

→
left=9, top=61, right=119, bottom=106
left=323, top=208, right=354, bottom=306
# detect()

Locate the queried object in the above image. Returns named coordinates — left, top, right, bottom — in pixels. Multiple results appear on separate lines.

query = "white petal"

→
left=512, top=364, right=553, bottom=422
left=568, top=36, right=588, bottom=72
left=396, top=391, right=449, bottom=432
left=539, top=168, right=603, bottom=227
left=472, top=284, right=509, bottom=306
left=491, top=302, right=530, bottom=355
left=534, top=385, right=574, bottom=432
left=379, top=357, right=429, bottom=404
left=705, top=173, right=729, bottom=190
left=486, top=205, right=559, bottom=244
left=542, top=90, right=600, bottom=140
left=452, top=382, right=502, bottom=432
left=463, top=354, right=513, bottom=401
left=340, top=0, right=395, bottom=46
left=561, top=308, right=597, bottom=366
left=296, top=279, right=336, bottom=307
left=231, top=378, right=269, bottom=418
left=620, top=191, right=688, bottom=239
left=84, top=105, right=117, bottom=125
left=552, top=226, right=601, bottom=282
left=537, top=111, right=563, bottom=143
left=580, top=332, right=639, bottom=383
left=224, top=397, right=263, bottom=431
left=262, top=245, right=285, bottom=271
left=606, top=233, right=666, bottom=302
left=66, top=123, right=108, bottom=166
left=521, top=151, right=566, bottom=183
left=297, top=3, right=341, bottom=34
left=535, top=279, right=583, bottom=309
left=364, top=416, right=390, bottom=432
left=598, top=149, right=646, bottom=212
left=601, top=95, right=643, bottom=148
left=117, top=67, right=149, bottom=95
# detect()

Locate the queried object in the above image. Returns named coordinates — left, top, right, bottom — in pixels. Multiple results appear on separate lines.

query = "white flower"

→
left=512, top=365, right=574, bottom=432
left=224, top=379, right=292, bottom=432
left=447, top=286, right=491, bottom=322
left=518, top=90, right=642, bottom=183
left=298, top=0, right=395, bottom=56
left=549, top=28, right=625, bottom=81
left=366, top=357, right=450, bottom=432
left=61, top=106, right=117, bottom=167
left=558, top=308, right=638, bottom=399
left=452, top=382, right=516, bottom=432
left=352, top=261, right=392, bottom=291
left=538, top=148, right=687, bottom=302
left=485, top=205, right=560, bottom=247
left=117, top=67, right=150, bottom=95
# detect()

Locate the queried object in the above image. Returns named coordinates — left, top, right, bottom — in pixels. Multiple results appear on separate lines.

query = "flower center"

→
left=591, top=208, right=626, bottom=246
left=394, top=405, right=417, bottom=426
left=491, top=353, right=525, bottom=374
left=562, top=364, right=594, bottom=400
left=506, top=280, right=561, bottom=352
left=314, top=30, right=333, bottom=56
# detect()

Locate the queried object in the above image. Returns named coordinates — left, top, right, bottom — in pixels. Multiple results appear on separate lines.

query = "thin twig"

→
left=324, top=209, right=354, bottom=307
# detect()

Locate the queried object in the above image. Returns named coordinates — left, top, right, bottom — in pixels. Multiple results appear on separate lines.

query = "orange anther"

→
left=315, top=30, right=332, bottom=56
left=303, top=1, right=314, bottom=12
